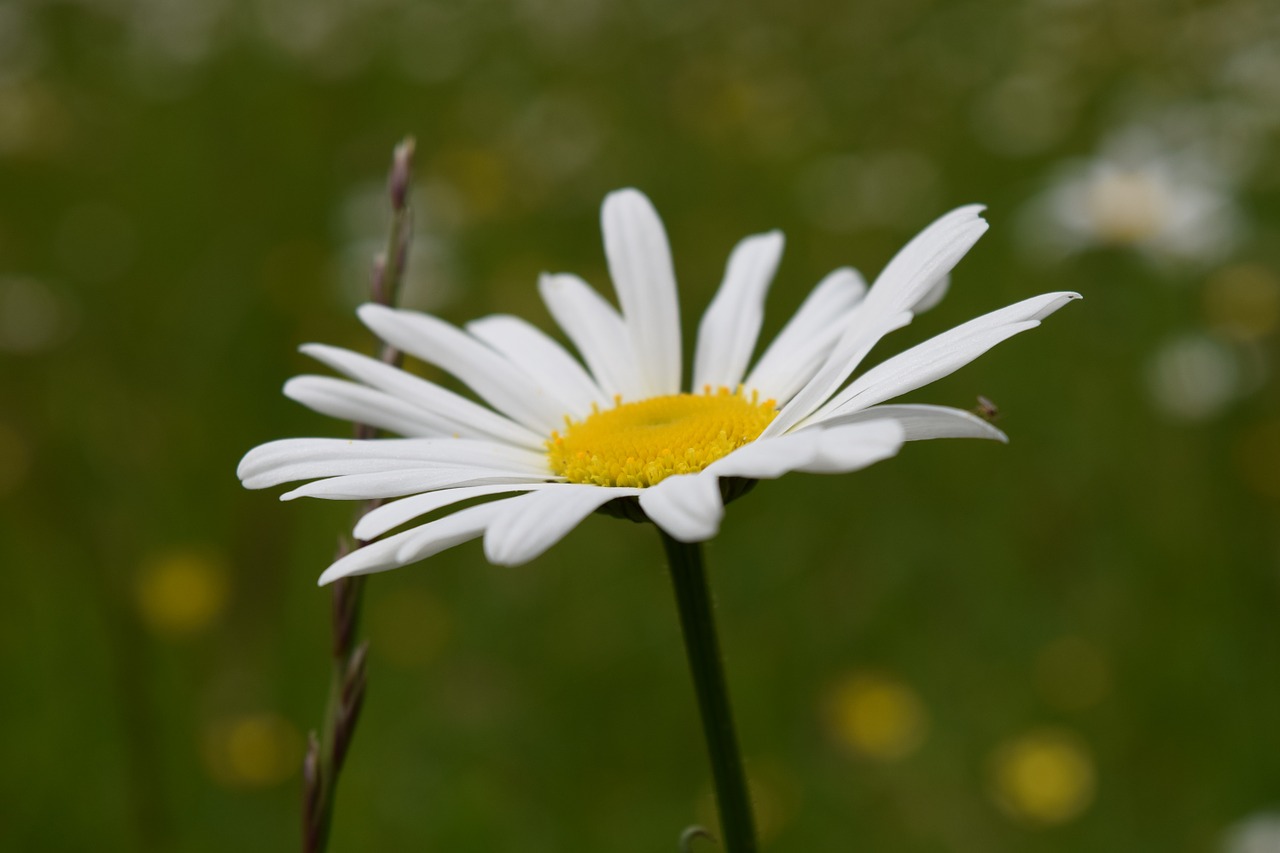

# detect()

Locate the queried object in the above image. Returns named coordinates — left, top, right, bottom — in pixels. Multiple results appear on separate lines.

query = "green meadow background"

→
left=3, top=0, right=1279, bottom=850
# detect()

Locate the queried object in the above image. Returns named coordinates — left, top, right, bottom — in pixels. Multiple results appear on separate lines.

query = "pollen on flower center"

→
left=547, top=387, right=778, bottom=488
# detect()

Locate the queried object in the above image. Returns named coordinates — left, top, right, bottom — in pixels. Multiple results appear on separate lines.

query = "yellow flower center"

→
left=547, top=387, right=777, bottom=488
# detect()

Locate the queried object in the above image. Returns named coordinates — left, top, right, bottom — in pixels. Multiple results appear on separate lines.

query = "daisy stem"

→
left=303, top=137, right=415, bottom=853
left=660, top=532, right=759, bottom=853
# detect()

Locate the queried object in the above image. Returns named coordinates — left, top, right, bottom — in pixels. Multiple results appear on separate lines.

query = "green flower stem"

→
left=660, top=531, right=759, bottom=853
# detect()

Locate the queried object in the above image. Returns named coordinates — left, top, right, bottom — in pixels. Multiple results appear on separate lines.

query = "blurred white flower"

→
left=1022, top=131, right=1243, bottom=266
left=1146, top=332, right=1241, bottom=422
left=1222, top=811, right=1280, bottom=853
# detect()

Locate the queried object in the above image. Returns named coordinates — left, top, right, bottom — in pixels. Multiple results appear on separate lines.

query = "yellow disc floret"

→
left=547, top=387, right=778, bottom=488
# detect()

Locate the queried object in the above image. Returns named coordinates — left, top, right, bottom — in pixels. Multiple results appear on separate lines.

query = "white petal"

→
left=300, top=343, right=544, bottom=449
left=744, top=267, right=866, bottom=405
left=639, top=473, right=724, bottom=543
left=794, top=419, right=905, bottom=473
left=358, top=304, right=567, bottom=433
left=692, top=230, right=784, bottom=392
left=283, top=376, right=445, bottom=439
left=238, top=436, right=549, bottom=489
left=602, top=189, right=682, bottom=397
left=317, top=502, right=505, bottom=584
left=706, top=418, right=905, bottom=479
left=810, top=291, right=1082, bottom=422
left=317, top=525, right=425, bottom=585
left=280, top=468, right=546, bottom=501
left=813, top=404, right=1008, bottom=442
left=466, top=314, right=607, bottom=419
left=762, top=309, right=913, bottom=437
left=861, top=205, right=989, bottom=319
left=764, top=206, right=989, bottom=436
left=704, top=432, right=823, bottom=480
left=539, top=273, right=643, bottom=400
left=914, top=273, right=950, bottom=313
left=483, top=485, right=636, bottom=566
left=394, top=501, right=510, bottom=565
left=354, top=483, right=553, bottom=541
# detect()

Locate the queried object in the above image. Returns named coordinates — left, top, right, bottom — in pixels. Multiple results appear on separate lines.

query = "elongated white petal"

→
left=358, top=304, right=566, bottom=433
left=484, top=485, right=637, bottom=566
left=811, top=291, right=1082, bottom=422
left=317, top=525, right=425, bottom=585
left=284, top=376, right=445, bottom=439
left=466, top=314, right=607, bottom=419
left=862, top=205, right=989, bottom=319
left=707, top=419, right=905, bottom=479
left=280, top=468, right=546, bottom=501
left=704, top=432, right=823, bottom=480
left=393, top=501, right=510, bottom=565
left=318, top=502, right=506, bottom=584
left=639, top=473, right=724, bottom=543
left=793, top=419, right=905, bottom=473
left=744, top=267, right=866, bottom=405
left=539, top=273, right=643, bottom=400
left=602, top=189, right=682, bottom=396
left=239, top=436, right=549, bottom=489
left=764, top=206, right=989, bottom=437
left=355, top=483, right=554, bottom=541
left=763, top=309, right=913, bottom=437
left=240, top=436, right=549, bottom=477
left=300, top=343, right=544, bottom=449
left=914, top=274, right=950, bottom=313
left=813, top=404, right=1008, bottom=442
left=693, top=230, right=784, bottom=392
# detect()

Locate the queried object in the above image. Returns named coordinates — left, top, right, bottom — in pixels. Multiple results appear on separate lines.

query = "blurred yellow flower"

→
left=823, top=672, right=929, bottom=762
left=697, top=759, right=800, bottom=845
left=989, top=728, right=1095, bottom=825
left=135, top=549, right=229, bottom=637
left=1234, top=419, right=1280, bottom=501
left=202, top=712, right=303, bottom=789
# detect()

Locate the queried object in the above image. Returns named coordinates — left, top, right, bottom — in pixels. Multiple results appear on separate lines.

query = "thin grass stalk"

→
left=302, top=137, right=416, bottom=853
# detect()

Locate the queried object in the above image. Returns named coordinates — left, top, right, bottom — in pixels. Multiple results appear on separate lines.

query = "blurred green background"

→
left=3, top=0, right=1280, bottom=850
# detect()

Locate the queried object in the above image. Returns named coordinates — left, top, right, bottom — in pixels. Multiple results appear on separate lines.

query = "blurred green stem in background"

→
left=303, top=138, right=417, bottom=853
left=661, top=532, right=760, bottom=853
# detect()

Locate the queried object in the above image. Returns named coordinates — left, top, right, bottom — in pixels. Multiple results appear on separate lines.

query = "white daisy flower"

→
left=1022, top=130, right=1243, bottom=266
left=239, top=189, right=1079, bottom=584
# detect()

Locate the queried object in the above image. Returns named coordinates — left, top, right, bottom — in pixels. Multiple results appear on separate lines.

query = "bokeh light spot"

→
left=1221, top=810, right=1280, bottom=853
left=0, top=80, right=70, bottom=156
left=1204, top=264, right=1280, bottom=342
left=823, top=672, right=929, bottom=762
left=1035, top=636, right=1111, bottom=711
left=0, top=276, right=72, bottom=353
left=796, top=152, right=940, bottom=233
left=203, top=712, right=302, bottom=789
left=135, top=549, right=230, bottom=637
left=989, top=728, right=1095, bottom=825
left=696, top=759, right=800, bottom=845
left=1146, top=333, right=1240, bottom=422
left=1233, top=419, right=1280, bottom=502
left=434, top=147, right=511, bottom=222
